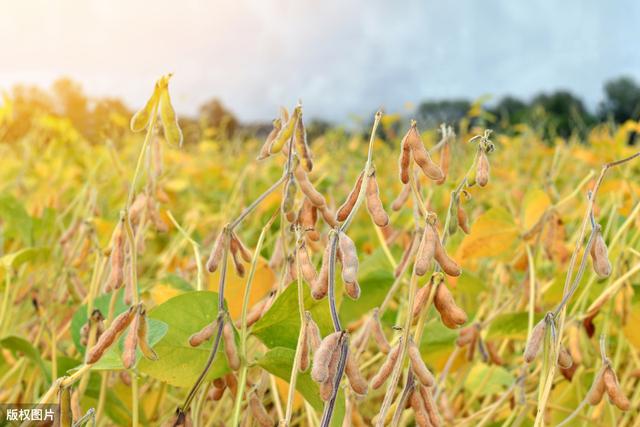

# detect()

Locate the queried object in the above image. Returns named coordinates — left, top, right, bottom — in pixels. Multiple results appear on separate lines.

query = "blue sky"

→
left=1, top=0, right=638, bottom=122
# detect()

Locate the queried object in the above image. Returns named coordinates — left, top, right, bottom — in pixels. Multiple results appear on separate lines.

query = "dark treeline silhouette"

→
left=2, top=76, right=640, bottom=144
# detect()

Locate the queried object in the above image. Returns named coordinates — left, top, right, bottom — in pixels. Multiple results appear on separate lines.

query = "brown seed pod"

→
left=415, top=225, right=437, bottom=276
left=311, top=243, right=330, bottom=300
left=299, top=324, right=310, bottom=372
left=269, top=237, right=284, bottom=271
left=476, top=151, right=490, bottom=187
left=345, top=351, right=368, bottom=395
left=433, top=229, right=461, bottom=277
left=209, top=384, right=226, bottom=401
left=433, top=283, right=467, bottom=328
left=281, top=177, right=298, bottom=221
left=249, top=391, right=273, bottom=427
left=129, top=193, right=148, bottom=225
left=306, top=312, right=323, bottom=351
left=206, top=232, right=226, bottom=273
left=412, top=282, right=432, bottom=320
left=586, top=369, right=606, bottom=405
left=371, top=308, right=391, bottom=354
left=122, top=306, right=141, bottom=369
left=567, top=324, right=583, bottom=365
left=229, top=242, right=246, bottom=278
left=295, top=116, right=314, bottom=172
left=557, top=346, right=573, bottom=369
left=106, top=218, right=125, bottom=291
left=231, top=232, right=252, bottom=263
left=257, top=118, right=282, bottom=160
left=189, top=321, right=217, bottom=347
left=590, top=228, right=611, bottom=278
left=238, top=298, right=268, bottom=329
left=297, top=243, right=318, bottom=285
left=320, top=343, right=341, bottom=401
left=408, top=339, right=434, bottom=386
left=603, top=367, right=630, bottom=410
left=365, top=171, right=389, bottom=227
left=222, top=322, right=240, bottom=371
left=406, top=123, right=444, bottom=181
left=391, top=183, right=411, bottom=211
left=371, top=339, right=402, bottom=389
left=87, top=306, right=135, bottom=364
left=337, top=171, right=364, bottom=222
left=311, top=331, right=341, bottom=383
left=60, top=219, right=80, bottom=245
left=294, top=165, right=327, bottom=208
left=320, top=205, right=338, bottom=228
left=455, top=325, right=478, bottom=347
left=224, top=373, right=238, bottom=398
left=137, top=306, right=158, bottom=361
left=457, top=202, right=470, bottom=234
left=409, top=390, right=431, bottom=427
left=399, top=132, right=412, bottom=184
left=338, top=232, right=359, bottom=286
left=298, top=197, right=320, bottom=241
left=486, top=341, right=504, bottom=366
left=418, top=385, right=442, bottom=427
left=523, top=319, right=547, bottom=363
left=344, top=281, right=361, bottom=300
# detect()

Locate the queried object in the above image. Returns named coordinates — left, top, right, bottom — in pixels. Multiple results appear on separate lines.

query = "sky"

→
left=1, top=0, right=639, bottom=122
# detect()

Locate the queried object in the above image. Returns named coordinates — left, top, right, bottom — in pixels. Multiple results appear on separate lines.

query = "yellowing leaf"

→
left=207, top=256, right=275, bottom=319
left=623, top=301, right=640, bottom=350
left=457, top=207, right=519, bottom=260
left=522, top=188, right=551, bottom=230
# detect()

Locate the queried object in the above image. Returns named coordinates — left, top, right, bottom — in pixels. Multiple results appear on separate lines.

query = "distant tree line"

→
left=2, top=76, right=639, bottom=144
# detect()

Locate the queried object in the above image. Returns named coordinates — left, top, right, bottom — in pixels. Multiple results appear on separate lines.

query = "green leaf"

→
left=252, top=282, right=334, bottom=349
left=257, top=347, right=345, bottom=426
left=465, top=363, right=514, bottom=396
left=0, top=247, right=50, bottom=271
left=339, top=249, right=394, bottom=325
left=138, top=291, right=229, bottom=387
left=0, top=335, right=49, bottom=381
left=486, top=312, right=544, bottom=340
left=420, top=318, right=458, bottom=350
left=0, top=194, right=33, bottom=245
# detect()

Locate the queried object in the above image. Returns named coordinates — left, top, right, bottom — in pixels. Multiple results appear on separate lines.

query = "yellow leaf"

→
left=275, top=377, right=303, bottom=410
left=457, top=207, right=519, bottom=261
left=208, top=256, right=276, bottom=319
left=623, top=301, right=640, bottom=350
left=150, top=283, right=182, bottom=306
left=522, top=189, right=551, bottom=230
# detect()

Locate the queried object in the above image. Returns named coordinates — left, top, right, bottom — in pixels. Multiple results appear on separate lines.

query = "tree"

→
left=598, top=77, right=640, bottom=123
left=530, top=91, right=593, bottom=138
left=416, top=100, right=471, bottom=129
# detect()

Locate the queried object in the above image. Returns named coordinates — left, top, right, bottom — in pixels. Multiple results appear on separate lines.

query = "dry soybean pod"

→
left=603, top=367, right=630, bottom=410
left=391, top=183, right=411, bottom=211
left=137, top=306, right=158, bottom=361
left=407, top=122, right=444, bottom=181
left=433, top=282, right=467, bottom=328
left=408, top=339, right=434, bottom=387
left=338, top=231, right=359, bottom=288
left=476, top=150, right=490, bottom=187
left=371, top=339, right=402, bottom=389
left=311, top=331, right=341, bottom=383
left=418, top=385, right=442, bottom=427
left=189, top=321, right=217, bottom=347
left=590, top=226, right=611, bottom=278
left=122, top=305, right=141, bottom=369
left=409, top=390, right=430, bottom=427
left=106, top=216, right=126, bottom=291
left=206, top=232, right=226, bottom=273
left=523, top=318, right=547, bottom=363
left=365, top=170, right=389, bottom=227
left=231, top=231, right=252, bottom=263
left=337, top=171, right=364, bottom=222
left=87, top=306, right=135, bottom=364
left=294, top=164, right=327, bottom=208
left=557, top=346, right=573, bottom=369
left=320, top=344, right=341, bottom=401
left=299, top=323, right=310, bottom=372
left=399, top=130, right=412, bottom=184
left=433, top=225, right=461, bottom=277
left=297, top=242, right=317, bottom=285
left=249, top=391, right=273, bottom=427
left=222, top=322, right=240, bottom=371
left=295, top=114, right=313, bottom=172
left=415, top=223, right=437, bottom=276
left=345, top=351, right=368, bottom=395
left=281, top=176, right=298, bottom=223
left=371, top=308, right=391, bottom=354
left=311, top=242, right=330, bottom=300
left=257, top=118, right=282, bottom=160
